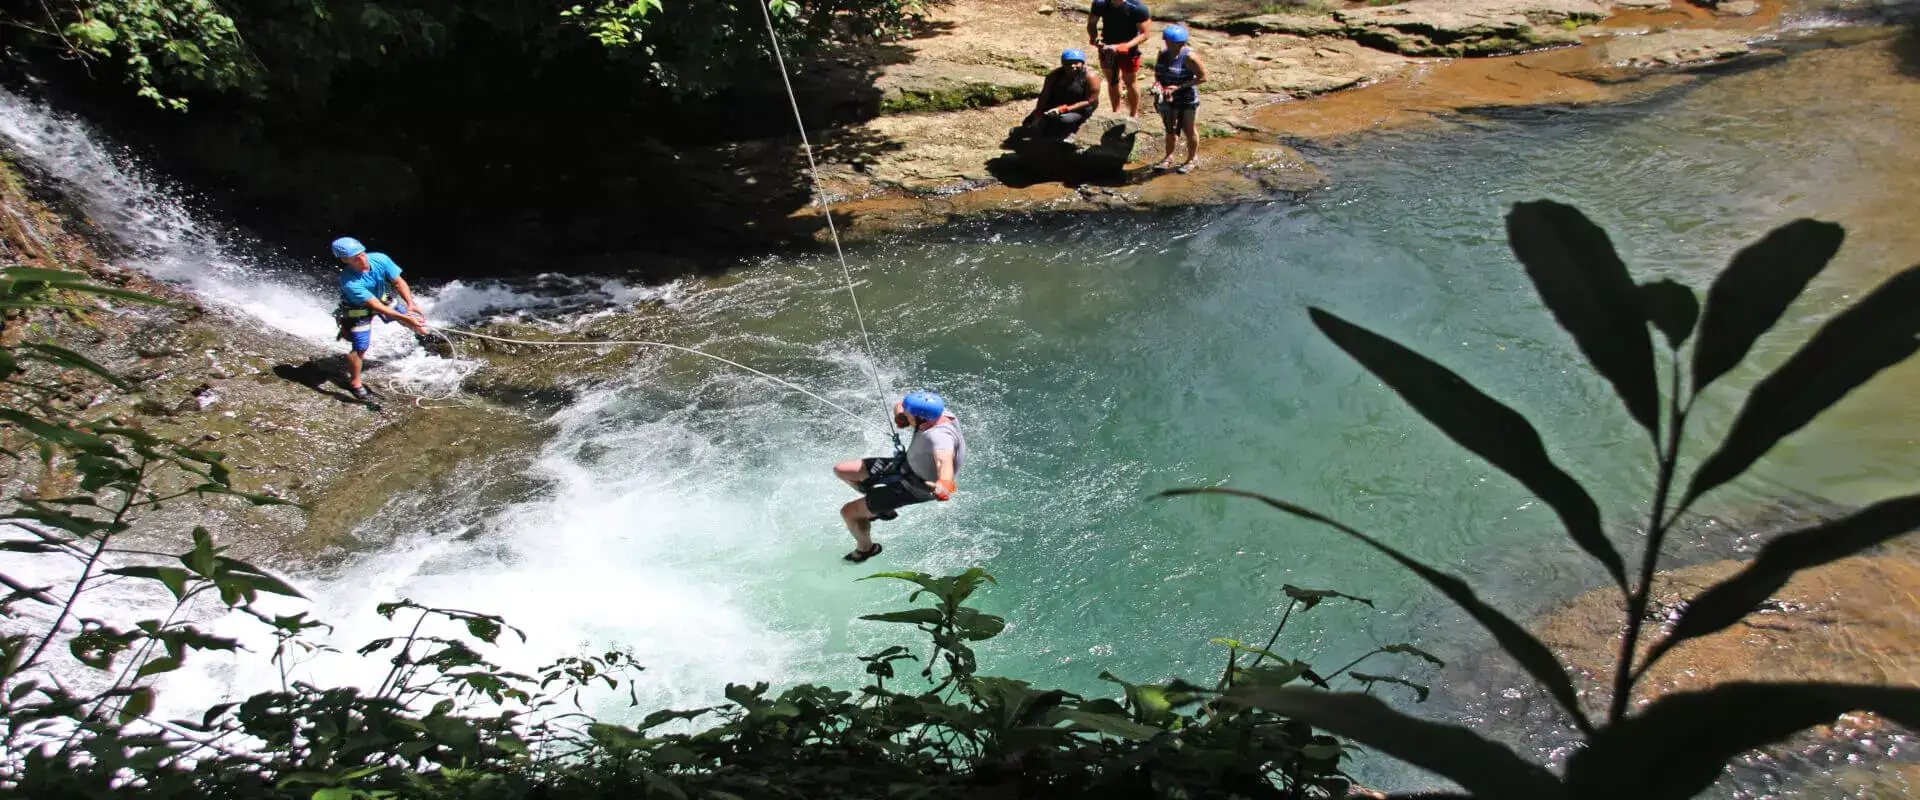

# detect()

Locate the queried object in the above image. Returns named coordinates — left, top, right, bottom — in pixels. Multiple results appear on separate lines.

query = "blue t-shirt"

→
left=339, top=252, right=402, bottom=307
left=1090, top=0, right=1150, bottom=45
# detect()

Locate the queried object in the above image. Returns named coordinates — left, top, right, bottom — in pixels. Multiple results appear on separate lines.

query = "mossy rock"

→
left=881, top=83, right=1042, bottom=115
left=875, top=63, right=1045, bottom=116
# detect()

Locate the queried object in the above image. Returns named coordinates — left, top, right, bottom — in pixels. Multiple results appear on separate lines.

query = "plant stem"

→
left=1245, top=600, right=1297, bottom=671
left=16, top=463, right=145, bottom=675
left=1325, top=648, right=1385, bottom=682
left=1611, top=355, right=1688, bottom=724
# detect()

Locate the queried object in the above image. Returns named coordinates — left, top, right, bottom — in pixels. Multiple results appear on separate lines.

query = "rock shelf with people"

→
left=796, top=0, right=1804, bottom=242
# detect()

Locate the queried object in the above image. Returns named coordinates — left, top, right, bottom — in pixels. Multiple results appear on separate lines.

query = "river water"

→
left=5, top=26, right=1919, bottom=796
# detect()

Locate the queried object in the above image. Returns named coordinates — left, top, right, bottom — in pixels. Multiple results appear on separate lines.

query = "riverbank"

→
left=755, top=0, right=1860, bottom=242
left=0, top=153, right=550, bottom=560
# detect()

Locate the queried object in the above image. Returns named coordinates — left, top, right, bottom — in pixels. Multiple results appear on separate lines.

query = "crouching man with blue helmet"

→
left=331, top=236, right=429, bottom=400
left=832, top=391, right=966, bottom=562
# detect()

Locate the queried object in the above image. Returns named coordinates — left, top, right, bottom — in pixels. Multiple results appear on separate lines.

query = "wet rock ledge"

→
left=727, top=0, right=1807, bottom=241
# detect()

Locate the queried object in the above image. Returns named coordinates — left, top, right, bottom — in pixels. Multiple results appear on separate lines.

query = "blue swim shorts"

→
left=345, top=299, right=409, bottom=353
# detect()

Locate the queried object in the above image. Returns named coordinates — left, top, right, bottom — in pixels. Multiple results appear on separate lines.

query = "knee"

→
left=841, top=499, right=870, bottom=520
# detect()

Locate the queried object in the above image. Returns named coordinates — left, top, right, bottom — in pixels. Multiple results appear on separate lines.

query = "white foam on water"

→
left=0, top=87, right=998, bottom=733
left=0, top=90, right=337, bottom=342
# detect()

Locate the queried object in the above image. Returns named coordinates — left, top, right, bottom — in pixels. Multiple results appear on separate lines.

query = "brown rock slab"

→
left=1538, top=544, right=1920, bottom=711
left=1588, top=27, right=1754, bottom=67
left=1335, top=0, right=1608, bottom=56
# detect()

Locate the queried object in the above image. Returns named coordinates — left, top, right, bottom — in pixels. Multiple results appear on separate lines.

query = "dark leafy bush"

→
left=1167, top=202, right=1920, bottom=798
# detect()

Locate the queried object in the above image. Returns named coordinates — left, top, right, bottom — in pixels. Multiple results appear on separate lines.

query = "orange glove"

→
left=930, top=479, right=956, bottom=501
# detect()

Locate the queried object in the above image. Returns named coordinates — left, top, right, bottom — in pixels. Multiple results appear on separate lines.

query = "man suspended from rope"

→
left=332, top=236, right=429, bottom=400
left=833, top=391, right=966, bottom=563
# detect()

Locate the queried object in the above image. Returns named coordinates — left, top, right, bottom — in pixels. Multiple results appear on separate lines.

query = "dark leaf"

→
left=213, top=558, right=303, bottom=598
left=1506, top=200, right=1660, bottom=433
left=1691, top=220, right=1845, bottom=389
left=1164, top=487, right=1594, bottom=732
left=642, top=771, right=687, bottom=800
left=9, top=680, right=39, bottom=702
left=1, top=267, right=90, bottom=283
left=105, top=566, right=193, bottom=600
left=19, top=344, right=133, bottom=389
left=1566, top=683, right=1920, bottom=800
left=1381, top=643, right=1446, bottom=667
left=71, top=626, right=132, bottom=670
left=136, top=656, right=184, bottom=679
left=859, top=609, right=946, bottom=626
left=1644, top=495, right=1920, bottom=671
left=1230, top=687, right=1565, bottom=799
left=954, top=609, right=1006, bottom=641
left=1056, top=709, right=1163, bottom=741
left=1310, top=309, right=1625, bottom=591
left=1685, top=265, right=1920, bottom=504
left=0, top=410, right=115, bottom=454
left=465, top=616, right=502, bottom=643
left=118, top=687, right=155, bottom=724
left=1638, top=280, right=1700, bottom=348
left=1348, top=672, right=1432, bottom=702
left=1282, top=584, right=1374, bottom=611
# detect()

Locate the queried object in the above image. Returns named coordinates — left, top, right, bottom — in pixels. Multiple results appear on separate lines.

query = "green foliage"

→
left=4, top=0, right=934, bottom=108
left=4, top=0, right=252, bottom=109
left=1168, top=201, right=1920, bottom=797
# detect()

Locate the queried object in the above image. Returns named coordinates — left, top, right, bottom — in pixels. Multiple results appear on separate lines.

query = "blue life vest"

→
left=1155, top=46, right=1199, bottom=106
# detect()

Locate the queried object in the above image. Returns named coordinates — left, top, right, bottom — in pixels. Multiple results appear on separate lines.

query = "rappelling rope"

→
left=753, top=0, right=903, bottom=451
left=432, top=325, right=887, bottom=432
left=381, top=4, right=904, bottom=439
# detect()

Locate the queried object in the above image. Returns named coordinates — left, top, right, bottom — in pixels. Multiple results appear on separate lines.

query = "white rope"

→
left=381, top=7, right=907, bottom=438
left=753, top=0, right=900, bottom=441
left=433, top=325, right=887, bottom=432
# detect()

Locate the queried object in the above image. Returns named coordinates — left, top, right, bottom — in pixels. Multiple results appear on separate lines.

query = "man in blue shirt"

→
left=331, top=236, right=428, bottom=400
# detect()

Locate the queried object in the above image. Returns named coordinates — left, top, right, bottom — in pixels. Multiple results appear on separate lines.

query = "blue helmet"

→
left=331, top=237, right=366, bottom=259
left=902, top=391, right=946, bottom=422
left=1061, top=48, right=1087, bottom=64
left=1162, top=25, right=1190, bottom=43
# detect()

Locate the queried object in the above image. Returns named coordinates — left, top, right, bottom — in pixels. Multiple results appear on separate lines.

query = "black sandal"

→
left=843, top=543, right=883, bottom=563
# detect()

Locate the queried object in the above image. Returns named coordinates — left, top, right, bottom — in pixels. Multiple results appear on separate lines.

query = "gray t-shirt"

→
left=906, top=416, right=966, bottom=480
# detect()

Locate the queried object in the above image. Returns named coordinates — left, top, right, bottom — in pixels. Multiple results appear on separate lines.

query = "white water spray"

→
left=0, top=88, right=990, bottom=723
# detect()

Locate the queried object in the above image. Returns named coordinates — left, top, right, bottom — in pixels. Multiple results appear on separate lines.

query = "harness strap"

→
left=338, top=293, right=396, bottom=320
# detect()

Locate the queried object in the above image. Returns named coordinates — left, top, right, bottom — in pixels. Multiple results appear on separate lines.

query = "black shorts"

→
left=858, top=456, right=934, bottom=521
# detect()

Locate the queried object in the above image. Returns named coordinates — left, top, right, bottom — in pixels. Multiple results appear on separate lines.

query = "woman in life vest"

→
left=1150, top=25, right=1207, bottom=174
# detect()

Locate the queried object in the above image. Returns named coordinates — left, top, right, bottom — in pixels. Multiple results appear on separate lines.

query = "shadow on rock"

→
left=989, top=118, right=1141, bottom=188
left=272, top=358, right=363, bottom=405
